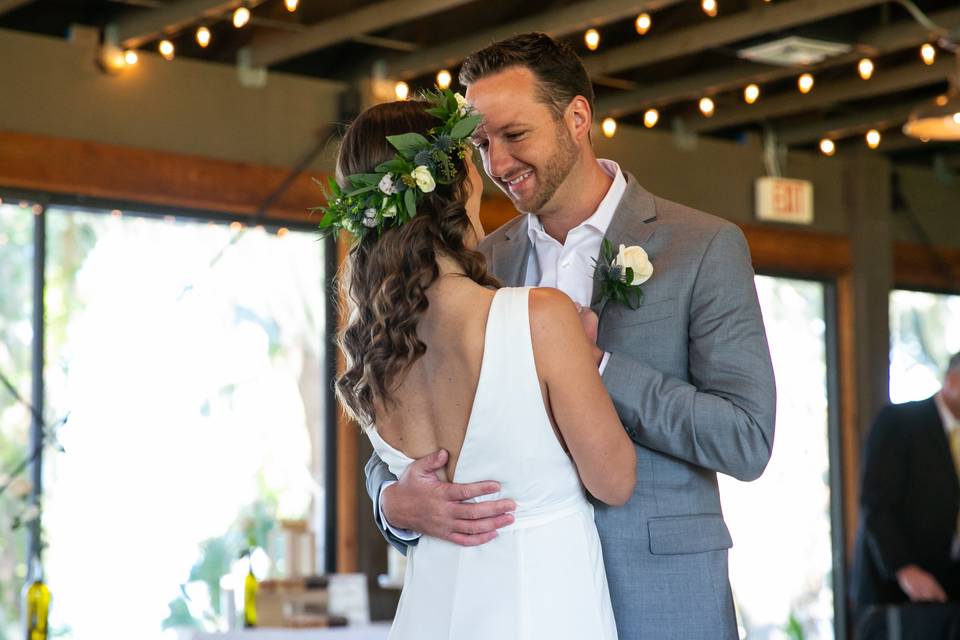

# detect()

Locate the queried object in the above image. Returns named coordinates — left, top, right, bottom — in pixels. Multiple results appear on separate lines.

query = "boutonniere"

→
left=593, top=239, right=654, bottom=310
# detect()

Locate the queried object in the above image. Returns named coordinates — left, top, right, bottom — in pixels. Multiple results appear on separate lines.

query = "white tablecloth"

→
left=190, top=623, right=390, bottom=640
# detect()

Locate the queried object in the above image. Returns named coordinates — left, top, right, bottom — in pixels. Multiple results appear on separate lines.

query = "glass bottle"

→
left=23, top=556, right=51, bottom=640
left=243, top=556, right=258, bottom=628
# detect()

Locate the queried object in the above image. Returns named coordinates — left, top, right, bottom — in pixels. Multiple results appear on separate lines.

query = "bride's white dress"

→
left=367, top=286, right=619, bottom=640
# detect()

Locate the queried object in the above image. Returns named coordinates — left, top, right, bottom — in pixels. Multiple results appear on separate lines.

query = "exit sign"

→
left=755, top=177, right=814, bottom=225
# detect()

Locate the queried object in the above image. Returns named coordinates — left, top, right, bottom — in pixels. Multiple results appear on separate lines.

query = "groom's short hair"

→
left=459, top=32, right=594, bottom=119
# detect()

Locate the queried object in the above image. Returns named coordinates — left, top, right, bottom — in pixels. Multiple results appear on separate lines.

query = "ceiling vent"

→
left=737, top=36, right=852, bottom=67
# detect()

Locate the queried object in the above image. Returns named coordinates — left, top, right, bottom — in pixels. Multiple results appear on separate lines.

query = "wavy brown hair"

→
left=335, top=100, right=499, bottom=428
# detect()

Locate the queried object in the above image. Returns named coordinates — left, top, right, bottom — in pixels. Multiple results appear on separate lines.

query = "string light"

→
left=584, top=29, right=600, bottom=51
left=819, top=139, right=835, bottom=156
left=395, top=81, right=409, bottom=100
left=196, top=26, right=211, bottom=48
left=436, top=69, right=452, bottom=90
left=284, top=0, right=299, bottom=11
left=123, top=49, right=138, bottom=65
left=635, top=13, right=652, bottom=35
left=229, top=221, right=243, bottom=232
left=277, top=227, right=289, bottom=238
left=699, top=97, right=715, bottom=117
left=936, top=95, right=949, bottom=107
left=798, top=73, right=814, bottom=94
left=643, top=108, right=659, bottom=128
left=920, top=43, right=936, bottom=65
left=601, top=117, right=617, bottom=138
left=743, top=84, right=760, bottom=104
left=158, top=40, right=175, bottom=60
left=865, top=129, right=881, bottom=149
left=701, top=0, right=718, bottom=18
left=110, top=209, right=123, bottom=218
left=857, top=58, right=874, bottom=80
left=233, top=7, right=251, bottom=29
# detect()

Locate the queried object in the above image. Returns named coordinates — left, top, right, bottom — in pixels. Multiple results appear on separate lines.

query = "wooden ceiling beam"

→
left=594, top=7, right=960, bottom=119
left=687, top=58, right=953, bottom=134
left=379, top=0, right=686, bottom=81
left=111, top=0, right=251, bottom=49
left=243, top=0, right=476, bottom=69
left=583, top=0, right=887, bottom=77
left=777, top=101, right=931, bottom=146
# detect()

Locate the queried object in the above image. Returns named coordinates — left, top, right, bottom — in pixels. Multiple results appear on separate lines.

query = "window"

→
left=1, top=199, right=329, bottom=639
left=720, top=276, right=835, bottom=639
left=889, top=289, right=960, bottom=402
left=0, top=199, right=37, bottom=639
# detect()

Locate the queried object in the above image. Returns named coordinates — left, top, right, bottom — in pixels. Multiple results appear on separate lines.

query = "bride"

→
left=325, top=91, right=635, bottom=640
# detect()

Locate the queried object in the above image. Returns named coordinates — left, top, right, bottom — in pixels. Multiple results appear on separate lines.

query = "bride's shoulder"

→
left=527, top=287, right=579, bottom=337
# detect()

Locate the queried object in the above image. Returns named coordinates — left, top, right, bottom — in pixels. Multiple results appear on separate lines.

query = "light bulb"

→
left=601, top=117, right=617, bottom=138
left=865, top=129, right=881, bottom=149
left=701, top=0, right=718, bottom=17
left=635, top=13, right=652, bottom=35
left=936, top=95, right=948, bottom=107
left=158, top=39, right=175, bottom=60
left=277, top=227, right=289, bottom=238
left=196, top=26, right=211, bottom=48
left=233, top=7, right=251, bottom=28
left=819, top=139, right=835, bottom=156
left=743, top=84, right=760, bottom=104
left=857, top=58, right=874, bottom=80
left=284, top=0, right=298, bottom=11
left=643, top=109, right=659, bottom=128
left=395, top=81, right=409, bottom=100
left=920, top=43, right=936, bottom=65
left=953, top=113, right=960, bottom=125
left=584, top=29, right=600, bottom=51
left=123, top=50, right=138, bottom=65
left=699, top=97, right=715, bottom=117
left=436, top=69, right=451, bottom=90
left=798, top=73, right=814, bottom=94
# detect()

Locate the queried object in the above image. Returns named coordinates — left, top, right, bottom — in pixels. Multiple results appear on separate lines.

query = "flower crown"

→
left=315, top=89, right=482, bottom=241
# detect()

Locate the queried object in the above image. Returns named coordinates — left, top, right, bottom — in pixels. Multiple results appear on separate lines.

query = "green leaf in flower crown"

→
left=404, top=188, right=417, bottom=218
left=318, top=211, right=336, bottom=229
left=450, top=114, right=482, bottom=140
left=425, top=107, right=448, bottom=119
left=348, top=174, right=381, bottom=189
left=375, top=158, right=407, bottom=174
left=387, top=133, right=430, bottom=158
left=445, top=91, right=458, bottom=113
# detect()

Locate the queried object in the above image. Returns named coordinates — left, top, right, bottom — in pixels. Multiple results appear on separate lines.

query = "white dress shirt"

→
left=380, top=159, right=627, bottom=540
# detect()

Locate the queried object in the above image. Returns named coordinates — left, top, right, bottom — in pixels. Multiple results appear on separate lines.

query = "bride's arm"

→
left=530, top=288, right=636, bottom=506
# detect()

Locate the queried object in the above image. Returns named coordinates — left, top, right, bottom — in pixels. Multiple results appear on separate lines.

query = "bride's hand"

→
left=575, top=305, right=604, bottom=367
left=382, top=449, right=516, bottom=546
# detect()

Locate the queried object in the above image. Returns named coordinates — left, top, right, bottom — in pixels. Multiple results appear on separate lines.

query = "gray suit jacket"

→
left=364, top=175, right=777, bottom=639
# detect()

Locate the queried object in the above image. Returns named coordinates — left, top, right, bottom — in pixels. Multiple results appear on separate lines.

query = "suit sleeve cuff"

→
left=598, top=352, right=611, bottom=375
left=378, top=480, right=421, bottom=542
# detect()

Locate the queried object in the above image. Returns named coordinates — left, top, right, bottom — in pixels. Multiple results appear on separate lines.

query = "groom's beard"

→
left=516, top=123, right=578, bottom=214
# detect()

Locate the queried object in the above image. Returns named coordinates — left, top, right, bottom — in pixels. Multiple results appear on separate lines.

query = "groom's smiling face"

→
left=466, top=66, right=578, bottom=215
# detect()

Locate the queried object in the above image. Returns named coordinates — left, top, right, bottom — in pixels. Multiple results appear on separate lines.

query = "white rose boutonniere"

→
left=411, top=166, right=436, bottom=193
left=593, top=239, right=653, bottom=310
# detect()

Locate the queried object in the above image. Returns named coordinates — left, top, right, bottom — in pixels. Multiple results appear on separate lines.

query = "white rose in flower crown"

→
left=454, top=92, right=469, bottom=116
left=378, top=173, right=399, bottom=195
left=382, top=203, right=398, bottom=218
left=411, top=166, right=436, bottom=193
left=614, top=244, right=653, bottom=285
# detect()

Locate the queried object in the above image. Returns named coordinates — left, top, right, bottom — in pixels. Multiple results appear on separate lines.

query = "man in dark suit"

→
left=852, top=351, right=960, bottom=624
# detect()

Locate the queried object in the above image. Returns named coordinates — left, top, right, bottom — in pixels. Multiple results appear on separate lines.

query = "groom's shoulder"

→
left=479, top=214, right=526, bottom=250
left=650, top=192, right=733, bottom=235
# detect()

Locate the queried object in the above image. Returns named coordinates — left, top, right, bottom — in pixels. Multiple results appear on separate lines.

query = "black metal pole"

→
left=323, top=234, right=338, bottom=573
left=27, top=204, right=46, bottom=568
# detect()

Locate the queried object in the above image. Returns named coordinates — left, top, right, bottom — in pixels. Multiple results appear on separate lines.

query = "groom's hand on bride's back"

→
left=381, top=449, right=516, bottom=546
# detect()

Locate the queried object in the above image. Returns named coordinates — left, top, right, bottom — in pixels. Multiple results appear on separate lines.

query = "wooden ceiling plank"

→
left=687, top=58, right=953, bottom=133
left=244, top=0, right=476, bottom=68
left=113, top=0, right=247, bottom=49
left=583, top=0, right=887, bottom=78
left=0, top=0, right=31, bottom=16
left=777, top=101, right=930, bottom=146
left=594, top=7, right=960, bottom=119
left=380, top=0, right=687, bottom=81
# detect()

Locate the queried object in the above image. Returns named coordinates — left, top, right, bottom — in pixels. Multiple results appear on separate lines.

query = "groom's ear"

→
left=566, top=95, right=593, bottom=144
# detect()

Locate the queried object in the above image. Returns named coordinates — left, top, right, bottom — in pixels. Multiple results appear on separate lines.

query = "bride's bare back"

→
left=373, top=276, right=496, bottom=482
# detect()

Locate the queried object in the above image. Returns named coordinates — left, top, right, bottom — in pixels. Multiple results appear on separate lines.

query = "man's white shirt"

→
left=379, top=159, right=628, bottom=540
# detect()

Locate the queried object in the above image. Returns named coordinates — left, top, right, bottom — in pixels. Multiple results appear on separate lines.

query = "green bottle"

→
left=23, top=557, right=51, bottom=640
left=243, top=559, right=258, bottom=628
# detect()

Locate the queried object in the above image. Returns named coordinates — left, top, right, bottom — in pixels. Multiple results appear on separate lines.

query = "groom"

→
left=365, top=33, right=776, bottom=638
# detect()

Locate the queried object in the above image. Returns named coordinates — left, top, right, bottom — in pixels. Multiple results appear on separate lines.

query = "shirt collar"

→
left=526, top=159, right=626, bottom=242
left=935, top=392, right=960, bottom=433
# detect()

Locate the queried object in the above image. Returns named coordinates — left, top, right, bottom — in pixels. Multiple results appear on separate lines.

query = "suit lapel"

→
left=490, top=215, right=531, bottom=286
left=590, top=174, right=658, bottom=314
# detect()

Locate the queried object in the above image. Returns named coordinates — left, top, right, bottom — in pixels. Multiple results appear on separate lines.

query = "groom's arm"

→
left=365, top=449, right=517, bottom=547
left=600, top=223, right=776, bottom=482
